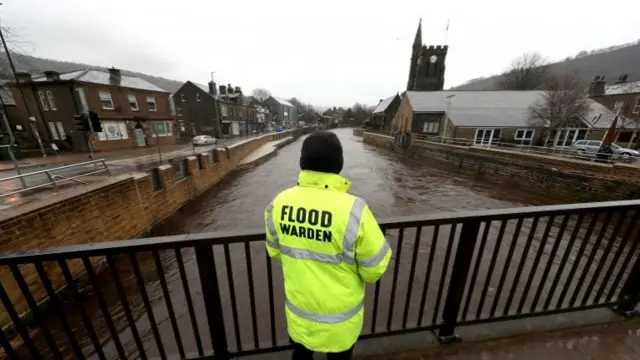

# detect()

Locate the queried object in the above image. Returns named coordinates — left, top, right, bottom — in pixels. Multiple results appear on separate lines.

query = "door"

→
left=135, top=128, right=146, bottom=147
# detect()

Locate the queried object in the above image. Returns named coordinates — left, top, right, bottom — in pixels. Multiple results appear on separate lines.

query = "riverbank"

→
left=0, top=127, right=315, bottom=334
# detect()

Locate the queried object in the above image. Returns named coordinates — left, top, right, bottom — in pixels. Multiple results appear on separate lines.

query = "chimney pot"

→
left=588, top=74, right=606, bottom=97
left=208, top=81, right=217, bottom=95
left=219, top=85, right=227, bottom=95
left=14, top=72, right=32, bottom=83
left=43, top=71, right=60, bottom=81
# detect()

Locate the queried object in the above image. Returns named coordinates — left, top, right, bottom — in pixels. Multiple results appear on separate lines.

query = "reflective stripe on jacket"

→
left=264, top=170, right=391, bottom=353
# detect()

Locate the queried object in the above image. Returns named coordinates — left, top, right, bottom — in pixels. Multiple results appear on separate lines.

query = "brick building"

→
left=8, top=68, right=176, bottom=152
left=370, top=94, right=400, bottom=130
left=589, top=75, right=640, bottom=147
left=173, top=81, right=258, bottom=138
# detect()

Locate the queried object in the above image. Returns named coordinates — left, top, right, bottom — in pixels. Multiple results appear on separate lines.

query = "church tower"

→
left=406, top=19, right=448, bottom=91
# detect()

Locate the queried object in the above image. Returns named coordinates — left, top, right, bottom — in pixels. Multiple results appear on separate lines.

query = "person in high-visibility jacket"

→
left=264, top=131, right=392, bottom=360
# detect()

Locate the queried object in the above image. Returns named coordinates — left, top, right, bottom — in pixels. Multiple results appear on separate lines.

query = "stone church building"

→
left=406, top=19, right=448, bottom=92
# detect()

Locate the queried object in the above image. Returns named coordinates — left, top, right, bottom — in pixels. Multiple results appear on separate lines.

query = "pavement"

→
left=238, top=137, right=294, bottom=168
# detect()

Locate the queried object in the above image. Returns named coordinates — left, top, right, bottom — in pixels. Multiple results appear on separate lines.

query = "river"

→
left=18, top=128, right=632, bottom=360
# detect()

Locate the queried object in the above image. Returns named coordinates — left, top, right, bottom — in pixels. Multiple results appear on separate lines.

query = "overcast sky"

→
left=2, top=0, right=638, bottom=108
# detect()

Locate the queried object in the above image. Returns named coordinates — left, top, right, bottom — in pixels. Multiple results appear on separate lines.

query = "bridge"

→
left=0, top=128, right=639, bottom=359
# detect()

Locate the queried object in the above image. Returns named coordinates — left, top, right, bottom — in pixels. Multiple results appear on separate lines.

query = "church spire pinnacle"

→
left=413, top=18, right=422, bottom=47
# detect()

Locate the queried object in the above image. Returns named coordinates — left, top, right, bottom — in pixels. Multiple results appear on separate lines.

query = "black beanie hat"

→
left=299, top=131, right=344, bottom=174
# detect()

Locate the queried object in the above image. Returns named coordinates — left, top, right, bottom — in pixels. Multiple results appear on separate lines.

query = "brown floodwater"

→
left=14, top=128, right=637, bottom=360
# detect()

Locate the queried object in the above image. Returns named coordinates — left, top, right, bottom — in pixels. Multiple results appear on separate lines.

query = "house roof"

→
left=584, top=100, right=631, bottom=129
left=272, top=97, right=294, bottom=107
left=372, top=95, right=396, bottom=114
left=405, top=90, right=621, bottom=129
left=32, top=69, right=168, bottom=93
left=0, top=80, right=15, bottom=106
left=604, top=81, right=640, bottom=95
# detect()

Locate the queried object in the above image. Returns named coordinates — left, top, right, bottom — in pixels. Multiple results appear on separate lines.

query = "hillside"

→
left=0, top=53, right=194, bottom=93
left=452, top=43, right=640, bottom=90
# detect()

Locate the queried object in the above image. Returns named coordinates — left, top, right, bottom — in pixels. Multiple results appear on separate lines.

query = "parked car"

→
left=571, top=140, right=640, bottom=159
left=192, top=135, right=217, bottom=146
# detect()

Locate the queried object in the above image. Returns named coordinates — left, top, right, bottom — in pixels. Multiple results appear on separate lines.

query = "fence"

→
left=1, top=200, right=639, bottom=359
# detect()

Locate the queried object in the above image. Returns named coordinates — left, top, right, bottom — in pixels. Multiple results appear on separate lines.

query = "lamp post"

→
left=211, top=71, right=222, bottom=139
left=443, top=94, right=455, bottom=143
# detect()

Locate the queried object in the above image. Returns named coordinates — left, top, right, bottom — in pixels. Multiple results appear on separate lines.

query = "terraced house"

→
left=9, top=68, right=176, bottom=152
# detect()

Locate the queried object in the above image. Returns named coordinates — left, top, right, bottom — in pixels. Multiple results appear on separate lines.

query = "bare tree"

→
left=497, top=52, right=550, bottom=90
left=251, top=88, right=271, bottom=104
left=528, top=74, right=591, bottom=145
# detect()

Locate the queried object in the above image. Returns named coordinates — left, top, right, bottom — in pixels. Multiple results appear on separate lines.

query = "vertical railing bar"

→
left=433, top=223, right=458, bottom=325
left=370, top=229, right=386, bottom=333
left=386, top=227, right=405, bottom=331
left=606, top=228, right=640, bottom=303
left=244, top=242, right=260, bottom=349
left=105, top=255, right=147, bottom=360
left=556, top=212, right=599, bottom=308
left=517, top=215, right=555, bottom=314
left=81, top=257, right=128, bottom=360
left=595, top=210, right=640, bottom=303
left=504, top=217, right=539, bottom=314
left=461, top=221, right=491, bottom=321
left=174, top=248, right=205, bottom=356
left=0, top=280, right=41, bottom=359
left=490, top=217, right=524, bottom=317
left=0, top=327, right=18, bottom=360
left=543, top=212, right=586, bottom=311
left=58, top=260, right=107, bottom=360
left=195, top=245, right=230, bottom=359
left=402, top=226, right=422, bottom=328
left=530, top=214, right=570, bottom=312
left=152, top=250, right=186, bottom=358
left=127, top=254, right=167, bottom=360
left=33, top=262, right=85, bottom=360
left=569, top=211, right=614, bottom=306
left=8, top=264, right=64, bottom=360
left=475, top=220, right=507, bottom=319
left=224, top=244, right=242, bottom=351
left=265, top=255, right=277, bottom=347
left=581, top=211, right=626, bottom=306
left=418, top=225, right=439, bottom=326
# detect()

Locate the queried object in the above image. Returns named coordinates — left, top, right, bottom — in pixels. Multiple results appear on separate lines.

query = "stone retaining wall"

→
left=0, top=127, right=315, bottom=331
left=361, top=131, right=640, bottom=203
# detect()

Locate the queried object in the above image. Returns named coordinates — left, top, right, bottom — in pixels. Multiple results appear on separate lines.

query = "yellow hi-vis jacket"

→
left=264, top=170, right=392, bottom=353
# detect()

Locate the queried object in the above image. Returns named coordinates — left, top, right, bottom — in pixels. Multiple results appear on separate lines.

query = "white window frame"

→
left=196, top=93, right=200, bottom=102
left=221, top=104, right=228, bottom=117
left=55, top=122, right=65, bottom=138
left=146, top=96, right=157, bottom=112
left=99, top=91, right=114, bottom=110
left=151, top=121, right=172, bottom=137
left=128, top=94, right=139, bottom=111
left=46, top=90, right=57, bottom=110
left=98, top=120, right=129, bottom=141
left=514, top=129, right=535, bottom=141
left=633, top=99, right=640, bottom=114
left=38, top=91, right=49, bottom=111
left=613, top=100, right=624, bottom=114
left=47, top=122, right=59, bottom=140
left=422, top=121, right=440, bottom=134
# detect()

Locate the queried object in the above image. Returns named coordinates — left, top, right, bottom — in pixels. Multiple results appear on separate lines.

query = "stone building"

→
left=589, top=74, right=640, bottom=147
left=406, top=19, right=448, bottom=92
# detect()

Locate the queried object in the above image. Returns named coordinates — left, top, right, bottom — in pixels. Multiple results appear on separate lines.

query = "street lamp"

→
left=442, top=94, right=455, bottom=143
left=211, top=71, right=222, bottom=139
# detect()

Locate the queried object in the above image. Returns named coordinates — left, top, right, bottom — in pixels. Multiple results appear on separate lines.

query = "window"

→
left=181, top=94, right=185, bottom=102
left=514, top=129, right=535, bottom=140
left=554, top=128, right=587, bottom=147
left=196, top=93, right=200, bottom=102
left=146, top=96, right=157, bottom=111
left=633, top=99, right=640, bottom=114
left=99, top=91, right=114, bottom=109
left=613, top=100, right=624, bottom=114
left=98, top=121, right=128, bottom=141
left=422, top=121, right=440, bottom=134
left=48, top=122, right=59, bottom=140
left=151, top=121, right=172, bottom=137
left=38, top=91, right=49, bottom=111
left=46, top=91, right=57, bottom=110
left=76, top=88, right=89, bottom=112
left=221, top=104, right=228, bottom=117
left=56, top=122, right=66, bottom=138
left=128, top=94, right=139, bottom=111
left=177, top=107, right=182, bottom=115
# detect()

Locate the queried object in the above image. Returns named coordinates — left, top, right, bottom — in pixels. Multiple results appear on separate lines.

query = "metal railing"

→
left=0, top=159, right=111, bottom=198
left=367, top=130, right=639, bottom=165
left=0, top=200, right=639, bottom=359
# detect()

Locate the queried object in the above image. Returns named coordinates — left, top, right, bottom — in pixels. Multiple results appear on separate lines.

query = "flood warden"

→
left=264, top=131, right=391, bottom=360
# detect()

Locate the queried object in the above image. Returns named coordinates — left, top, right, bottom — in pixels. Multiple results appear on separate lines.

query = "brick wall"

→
left=362, top=132, right=640, bottom=203
left=0, top=128, right=315, bottom=330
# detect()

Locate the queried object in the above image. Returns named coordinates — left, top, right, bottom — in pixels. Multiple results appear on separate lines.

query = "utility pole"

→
left=211, top=71, right=222, bottom=139
left=0, top=3, right=46, bottom=157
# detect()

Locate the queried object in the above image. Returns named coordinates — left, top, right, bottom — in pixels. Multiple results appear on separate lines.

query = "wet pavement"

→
left=9, top=128, right=640, bottom=360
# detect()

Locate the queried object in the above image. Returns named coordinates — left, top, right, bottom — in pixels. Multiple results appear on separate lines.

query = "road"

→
left=0, top=137, right=246, bottom=200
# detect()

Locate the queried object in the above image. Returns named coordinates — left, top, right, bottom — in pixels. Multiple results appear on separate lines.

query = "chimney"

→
left=588, top=75, right=606, bottom=97
left=108, top=67, right=122, bottom=84
left=227, top=84, right=233, bottom=94
left=235, top=86, right=241, bottom=94
left=219, top=85, right=227, bottom=95
left=43, top=70, right=60, bottom=81
left=208, top=81, right=217, bottom=95
left=615, top=74, right=628, bottom=84
left=14, top=72, right=32, bottom=83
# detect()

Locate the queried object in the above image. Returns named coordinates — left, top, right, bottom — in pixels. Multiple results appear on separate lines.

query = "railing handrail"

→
left=0, top=159, right=108, bottom=182
left=2, top=198, right=639, bottom=264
